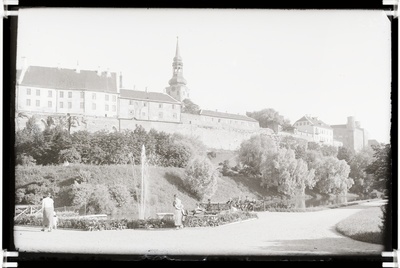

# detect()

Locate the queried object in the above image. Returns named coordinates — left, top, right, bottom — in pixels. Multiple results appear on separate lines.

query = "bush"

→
left=184, top=157, right=219, bottom=201
left=16, top=154, right=36, bottom=166
left=184, top=211, right=257, bottom=227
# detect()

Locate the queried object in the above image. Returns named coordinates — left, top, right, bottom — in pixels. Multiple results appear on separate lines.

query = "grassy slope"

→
left=335, top=206, right=384, bottom=244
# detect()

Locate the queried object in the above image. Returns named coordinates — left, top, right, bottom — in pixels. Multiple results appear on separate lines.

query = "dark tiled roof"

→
left=200, top=109, right=258, bottom=122
left=120, top=89, right=181, bottom=104
left=295, top=115, right=332, bottom=129
left=330, top=124, right=347, bottom=128
left=20, top=66, right=117, bottom=93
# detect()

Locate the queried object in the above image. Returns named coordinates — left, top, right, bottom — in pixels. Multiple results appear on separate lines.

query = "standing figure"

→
left=173, top=194, right=184, bottom=229
left=41, top=193, right=54, bottom=232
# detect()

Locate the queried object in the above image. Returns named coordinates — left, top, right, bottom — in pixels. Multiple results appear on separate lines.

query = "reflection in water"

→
left=290, top=195, right=360, bottom=208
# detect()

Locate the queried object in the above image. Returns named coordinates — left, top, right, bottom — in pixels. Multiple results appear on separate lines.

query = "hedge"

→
left=15, top=211, right=257, bottom=230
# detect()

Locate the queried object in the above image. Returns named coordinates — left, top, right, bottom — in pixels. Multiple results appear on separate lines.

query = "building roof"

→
left=200, top=109, right=258, bottom=122
left=19, top=66, right=117, bottom=93
left=295, top=115, right=332, bottom=129
left=330, top=124, right=347, bottom=129
left=120, top=89, right=181, bottom=104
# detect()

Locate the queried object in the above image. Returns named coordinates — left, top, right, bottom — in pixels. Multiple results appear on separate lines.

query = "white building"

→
left=16, top=65, right=119, bottom=118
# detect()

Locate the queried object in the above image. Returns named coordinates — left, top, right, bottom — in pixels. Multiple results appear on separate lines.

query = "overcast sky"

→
left=16, top=8, right=392, bottom=144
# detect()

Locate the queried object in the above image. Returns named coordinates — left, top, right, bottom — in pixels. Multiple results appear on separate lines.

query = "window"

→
left=142, top=112, right=146, bottom=117
left=112, top=95, right=116, bottom=102
left=68, top=102, right=72, bottom=109
left=48, top=90, right=52, bottom=97
left=36, top=100, right=40, bottom=106
left=68, top=92, right=72, bottom=98
left=144, top=102, right=147, bottom=107
left=26, top=88, right=31, bottom=95
left=48, top=101, right=52, bottom=108
left=60, top=91, right=64, bottom=98
left=60, top=102, right=64, bottom=108
left=105, top=95, right=110, bottom=101
left=26, top=99, right=31, bottom=106
left=36, top=89, right=40, bottom=96
left=218, top=119, right=221, bottom=123
left=173, top=113, right=177, bottom=119
left=80, top=92, right=84, bottom=98
left=159, top=104, right=163, bottom=108
left=172, top=104, right=175, bottom=109
left=80, top=102, right=85, bottom=109
left=105, top=104, right=109, bottom=111
left=92, top=93, right=96, bottom=100
left=112, top=105, right=116, bottom=112
left=159, top=112, right=163, bottom=119
left=129, top=100, right=134, bottom=105
left=92, top=103, right=96, bottom=110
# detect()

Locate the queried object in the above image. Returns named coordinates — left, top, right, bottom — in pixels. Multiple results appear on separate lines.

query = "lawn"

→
left=335, top=206, right=384, bottom=244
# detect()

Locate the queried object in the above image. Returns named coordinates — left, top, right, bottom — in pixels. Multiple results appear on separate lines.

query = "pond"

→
left=289, top=195, right=363, bottom=209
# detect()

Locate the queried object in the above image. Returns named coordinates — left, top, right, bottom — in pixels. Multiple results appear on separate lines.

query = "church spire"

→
left=166, top=37, right=190, bottom=102
left=174, top=36, right=182, bottom=62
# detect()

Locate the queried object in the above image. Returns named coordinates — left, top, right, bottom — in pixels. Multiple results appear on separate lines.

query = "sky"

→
left=16, top=8, right=392, bottom=144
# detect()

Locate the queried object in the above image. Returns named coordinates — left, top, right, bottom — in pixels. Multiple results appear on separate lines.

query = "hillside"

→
left=15, top=158, right=275, bottom=219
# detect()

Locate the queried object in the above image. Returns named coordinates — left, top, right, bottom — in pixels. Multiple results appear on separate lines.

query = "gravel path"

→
left=13, top=199, right=386, bottom=256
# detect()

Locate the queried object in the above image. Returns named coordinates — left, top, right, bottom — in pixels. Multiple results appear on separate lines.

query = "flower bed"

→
left=184, top=211, right=258, bottom=227
left=14, top=214, right=175, bottom=231
left=15, top=211, right=257, bottom=230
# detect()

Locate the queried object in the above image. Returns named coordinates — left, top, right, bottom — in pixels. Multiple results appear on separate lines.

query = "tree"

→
left=321, top=145, right=338, bottom=157
left=58, top=147, right=82, bottom=164
left=260, top=148, right=315, bottom=196
left=237, top=134, right=278, bottom=176
left=365, top=144, right=391, bottom=192
left=184, top=156, right=219, bottom=200
left=337, top=146, right=354, bottom=164
left=246, top=108, right=291, bottom=131
left=182, top=99, right=200, bottom=114
left=348, top=147, right=375, bottom=195
left=314, top=156, right=353, bottom=195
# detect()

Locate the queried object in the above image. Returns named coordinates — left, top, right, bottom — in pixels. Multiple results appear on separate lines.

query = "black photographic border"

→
left=3, top=0, right=398, bottom=266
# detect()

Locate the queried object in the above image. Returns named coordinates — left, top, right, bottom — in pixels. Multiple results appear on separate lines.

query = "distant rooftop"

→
left=19, top=66, right=117, bottom=93
left=295, top=115, right=332, bottom=129
left=120, top=89, right=181, bottom=104
left=200, top=109, right=258, bottom=122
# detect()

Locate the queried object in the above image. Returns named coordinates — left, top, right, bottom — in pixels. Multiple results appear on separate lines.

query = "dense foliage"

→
left=184, top=157, right=220, bottom=200
left=236, top=134, right=388, bottom=198
left=15, top=118, right=207, bottom=167
left=246, top=108, right=291, bottom=131
left=15, top=211, right=256, bottom=230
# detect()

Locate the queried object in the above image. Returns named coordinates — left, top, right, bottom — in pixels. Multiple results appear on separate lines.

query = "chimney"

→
left=119, top=72, right=123, bottom=88
left=145, top=87, right=148, bottom=93
left=97, top=66, right=101, bottom=76
left=21, top=56, right=28, bottom=70
left=76, top=61, right=80, bottom=73
left=107, top=68, right=111, bottom=77
left=355, top=121, right=361, bottom=128
left=57, top=62, right=61, bottom=70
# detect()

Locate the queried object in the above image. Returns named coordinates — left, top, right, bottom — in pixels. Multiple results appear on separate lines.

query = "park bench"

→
left=156, top=212, right=174, bottom=221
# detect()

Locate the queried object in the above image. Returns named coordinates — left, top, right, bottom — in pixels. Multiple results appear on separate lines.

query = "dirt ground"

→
left=13, top=199, right=386, bottom=257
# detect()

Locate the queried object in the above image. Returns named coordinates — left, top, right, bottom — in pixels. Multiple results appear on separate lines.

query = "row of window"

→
left=128, top=100, right=177, bottom=110
left=129, top=109, right=178, bottom=120
left=25, top=88, right=117, bottom=101
left=26, top=99, right=116, bottom=111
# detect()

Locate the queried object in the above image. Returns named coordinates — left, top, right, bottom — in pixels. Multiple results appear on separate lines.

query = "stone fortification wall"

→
left=15, top=113, right=269, bottom=151
left=119, top=118, right=267, bottom=151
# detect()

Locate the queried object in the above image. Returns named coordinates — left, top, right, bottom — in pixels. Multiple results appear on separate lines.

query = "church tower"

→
left=166, top=37, right=190, bottom=102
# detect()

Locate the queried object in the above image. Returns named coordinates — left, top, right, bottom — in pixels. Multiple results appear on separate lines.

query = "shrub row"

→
left=14, top=215, right=175, bottom=231
left=15, top=211, right=257, bottom=230
left=184, top=211, right=258, bottom=227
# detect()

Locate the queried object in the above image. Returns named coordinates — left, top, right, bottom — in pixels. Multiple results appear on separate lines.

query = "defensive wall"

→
left=15, top=112, right=342, bottom=151
left=15, top=112, right=273, bottom=151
